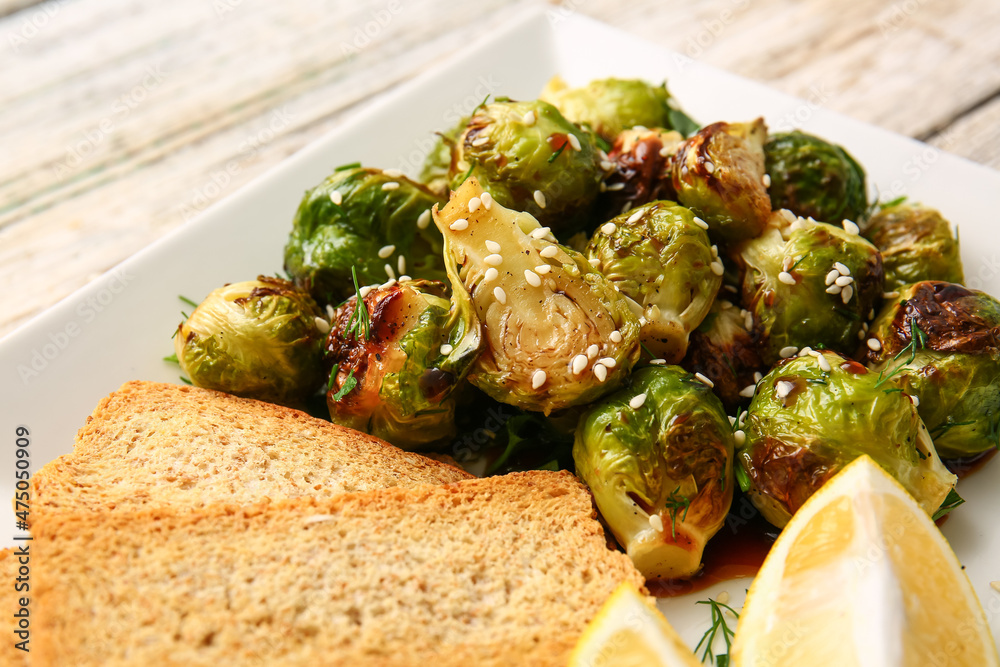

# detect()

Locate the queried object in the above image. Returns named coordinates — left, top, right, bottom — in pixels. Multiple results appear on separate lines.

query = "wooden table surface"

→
left=3, top=0, right=999, bottom=339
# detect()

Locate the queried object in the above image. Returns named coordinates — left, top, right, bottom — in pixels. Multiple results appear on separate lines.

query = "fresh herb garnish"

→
left=179, top=376, right=192, bottom=385
left=460, top=162, right=475, bottom=184
left=327, top=363, right=340, bottom=392
left=178, top=295, right=198, bottom=309
left=731, top=407, right=745, bottom=433
left=547, top=142, right=567, bottom=163
left=346, top=266, right=372, bottom=340
left=473, top=93, right=491, bottom=112
left=640, top=342, right=656, bottom=360
left=874, top=316, right=926, bottom=389
left=928, top=418, right=975, bottom=438
left=668, top=108, right=700, bottom=138
left=933, top=488, right=965, bottom=521
left=163, top=353, right=179, bottom=365
left=882, top=388, right=904, bottom=394
left=332, top=369, right=357, bottom=401
left=663, top=486, right=691, bottom=540
left=734, top=463, right=751, bottom=493
left=334, top=162, right=361, bottom=172
left=694, top=598, right=739, bottom=666
left=880, top=195, right=908, bottom=210
left=594, top=135, right=611, bottom=153
left=788, top=254, right=808, bottom=272
left=181, top=311, right=189, bottom=320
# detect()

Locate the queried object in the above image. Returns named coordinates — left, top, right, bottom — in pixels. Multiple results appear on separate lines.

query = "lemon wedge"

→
left=732, top=455, right=999, bottom=666
left=569, top=582, right=701, bottom=667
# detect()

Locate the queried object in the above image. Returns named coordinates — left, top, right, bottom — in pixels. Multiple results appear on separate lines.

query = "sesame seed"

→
left=762, top=173, right=771, bottom=188
left=883, top=291, right=900, bottom=299
left=524, top=269, right=542, bottom=287
left=835, top=275, right=854, bottom=287
left=572, top=354, right=589, bottom=375
left=825, top=269, right=840, bottom=286
left=782, top=256, right=793, bottom=271
left=695, top=372, right=714, bottom=387
left=842, top=219, right=860, bottom=235
left=817, top=354, right=832, bottom=372
left=739, top=385, right=757, bottom=398
left=594, top=363, right=608, bottom=382
left=384, top=264, right=396, bottom=280
left=567, top=134, right=582, bottom=151
left=867, top=338, right=882, bottom=351
left=314, top=316, right=331, bottom=334
left=330, top=191, right=343, bottom=205
left=484, top=254, right=503, bottom=266
left=776, top=381, right=795, bottom=398
left=522, top=110, right=536, bottom=125
left=606, top=182, right=626, bottom=191
left=744, top=311, right=754, bottom=330
left=601, top=222, right=617, bottom=235
left=378, top=244, right=396, bottom=259
left=862, top=322, right=869, bottom=333
left=483, top=267, right=498, bottom=283
left=734, top=430, right=746, bottom=446
left=493, top=286, right=507, bottom=305
left=440, top=344, right=454, bottom=355
left=868, top=308, right=875, bottom=320
left=704, top=161, right=716, bottom=174
left=610, top=330, right=623, bottom=344
left=711, top=261, right=725, bottom=276
left=468, top=197, right=482, bottom=212
left=780, top=209, right=797, bottom=224
left=382, top=182, right=400, bottom=191
left=693, top=216, right=709, bottom=230
left=834, top=262, right=851, bottom=276
left=485, top=240, right=501, bottom=253
left=858, top=329, right=867, bottom=340
left=826, top=284, right=843, bottom=295
left=911, top=394, right=920, bottom=407
left=535, top=264, right=552, bottom=274
left=533, top=190, right=547, bottom=209
left=649, top=359, right=667, bottom=365
left=600, top=160, right=614, bottom=171
left=481, top=192, right=493, bottom=210
left=398, top=275, right=411, bottom=282
left=397, top=255, right=406, bottom=275
left=383, top=169, right=404, bottom=178
left=380, top=278, right=397, bottom=289
left=779, top=346, right=798, bottom=359
left=417, top=209, right=431, bottom=229
left=598, top=357, right=617, bottom=368
left=529, top=227, right=549, bottom=240
left=754, top=372, right=763, bottom=383
left=471, top=136, right=489, bottom=147
left=649, top=513, right=664, bottom=533
left=449, top=218, right=469, bottom=231
left=531, top=369, right=547, bottom=389
left=537, top=246, right=558, bottom=260
left=799, top=347, right=814, bottom=357
left=629, top=393, right=647, bottom=409
left=627, top=210, right=644, bottom=224
left=326, top=304, right=336, bottom=319
left=778, top=271, right=796, bottom=285
left=841, top=284, right=854, bottom=304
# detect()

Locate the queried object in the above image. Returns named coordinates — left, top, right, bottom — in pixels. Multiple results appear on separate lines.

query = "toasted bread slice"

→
left=29, top=381, right=470, bottom=523
left=34, top=470, right=646, bottom=667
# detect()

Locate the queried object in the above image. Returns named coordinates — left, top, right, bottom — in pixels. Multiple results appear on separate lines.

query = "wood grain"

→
left=2, top=0, right=999, bottom=337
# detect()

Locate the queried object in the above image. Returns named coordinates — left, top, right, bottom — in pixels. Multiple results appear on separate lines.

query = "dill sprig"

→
left=694, top=598, right=739, bottom=666
left=332, top=369, right=357, bottom=402
left=178, top=295, right=199, bottom=308
left=874, top=316, right=926, bottom=389
left=663, top=486, right=691, bottom=540
left=547, top=142, right=567, bottom=164
left=346, top=266, right=372, bottom=340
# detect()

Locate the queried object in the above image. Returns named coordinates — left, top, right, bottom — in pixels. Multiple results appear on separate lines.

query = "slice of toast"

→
left=29, top=381, right=471, bottom=523
left=33, top=470, right=647, bottom=667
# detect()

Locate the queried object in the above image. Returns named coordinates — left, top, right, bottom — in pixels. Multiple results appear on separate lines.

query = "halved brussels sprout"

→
left=680, top=298, right=766, bottom=412
left=586, top=200, right=721, bottom=362
left=284, top=166, right=446, bottom=305
left=863, top=281, right=1000, bottom=458
left=434, top=178, right=641, bottom=414
left=574, top=365, right=734, bottom=580
left=598, top=127, right=683, bottom=220
left=764, top=130, right=868, bottom=224
left=175, top=276, right=325, bottom=406
left=735, top=212, right=883, bottom=364
left=670, top=119, right=772, bottom=244
left=324, top=277, right=482, bottom=450
left=540, top=76, right=690, bottom=142
left=448, top=99, right=602, bottom=232
left=739, top=351, right=957, bottom=528
left=863, top=203, right=964, bottom=289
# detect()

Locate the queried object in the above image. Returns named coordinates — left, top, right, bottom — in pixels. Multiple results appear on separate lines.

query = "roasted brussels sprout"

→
left=680, top=298, right=766, bottom=412
left=764, top=130, right=868, bottom=224
left=863, top=281, right=1000, bottom=458
left=175, top=276, right=326, bottom=406
left=863, top=203, right=964, bottom=289
left=671, top=119, right=771, bottom=244
left=324, top=276, right=482, bottom=450
left=735, top=212, right=883, bottom=364
left=586, top=200, right=721, bottom=362
left=284, top=166, right=446, bottom=304
left=739, top=351, right=957, bottom=528
left=419, top=118, right=466, bottom=197
left=435, top=178, right=641, bottom=414
left=539, top=76, right=683, bottom=142
left=574, top=365, right=734, bottom=579
left=597, top=127, right=683, bottom=220
left=448, top=99, right=602, bottom=232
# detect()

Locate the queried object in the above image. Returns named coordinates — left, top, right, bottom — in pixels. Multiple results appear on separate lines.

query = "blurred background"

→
left=2, top=0, right=999, bottom=338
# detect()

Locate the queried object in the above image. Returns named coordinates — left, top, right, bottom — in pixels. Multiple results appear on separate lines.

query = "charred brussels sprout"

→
left=671, top=119, right=772, bottom=244
left=586, top=200, right=721, bottom=362
left=283, top=166, right=446, bottom=305
left=448, top=99, right=601, bottom=232
left=863, top=281, right=1000, bottom=458
left=598, top=127, right=683, bottom=220
left=863, top=203, right=964, bottom=289
left=573, top=365, right=734, bottom=579
left=539, top=76, right=684, bottom=142
left=175, top=276, right=325, bottom=406
left=324, top=277, right=482, bottom=450
left=735, top=213, right=883, bottom=364
left=739, top=351, right=957, bottom=528
left=764, top=130, right=868, bottom=224
left=680, top=298, right=766, bottom=412
left=435, top=178, right=641, bottom=414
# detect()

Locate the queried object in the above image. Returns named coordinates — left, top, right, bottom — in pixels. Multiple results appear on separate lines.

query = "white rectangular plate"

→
left=3, top=5, right=998, bottom=652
